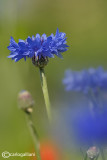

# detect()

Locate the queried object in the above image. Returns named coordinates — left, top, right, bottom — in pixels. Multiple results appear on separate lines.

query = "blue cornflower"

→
left=63, top=67, right=107, bottom=94
left=62, top=67, right=107, bottom=146
left=63, top=69, right=90, bottom=93
left=7, top=28, right=69, bottom=62
left=69, top=105, right=107, bottom=146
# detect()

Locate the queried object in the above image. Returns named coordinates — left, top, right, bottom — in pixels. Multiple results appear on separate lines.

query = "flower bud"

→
left=18, top=90, right=34, bottom=114
left=87, top=146, right=99, bottom=160
left=32, top=56, right=49, bottom=68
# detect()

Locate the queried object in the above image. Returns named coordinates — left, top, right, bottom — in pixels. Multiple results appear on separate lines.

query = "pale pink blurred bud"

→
left=87, top=146, right=99, bottom=160
left=18, top=90, right=34, bottom=114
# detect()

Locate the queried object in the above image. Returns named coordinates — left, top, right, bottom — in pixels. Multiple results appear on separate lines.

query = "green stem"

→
left=80, top=148, right=87, bottom=160
left=39, top=67, right=52, bottom=121
left=95, top=154, right=99, bottom=160
left=26, top=114, right=41, bottom=160
left=84, top=153, right=88, bottom=160
left=100, top=148, right=106, bottom=160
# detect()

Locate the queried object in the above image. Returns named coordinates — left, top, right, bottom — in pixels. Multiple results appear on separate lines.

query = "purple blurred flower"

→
left=62, top=67, right=107, bottom=146
left=69, top=105, right=107, bottom=146
left=63, top=67, right=107, bottom=94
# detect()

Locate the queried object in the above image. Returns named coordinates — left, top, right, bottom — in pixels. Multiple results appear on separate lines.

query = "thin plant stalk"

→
left=80, top=148, right=87, bottom=160
left=95, top=154, right=99, bottom=160
left=84, top=153, right=88, bottom=160
left=26, top=114, right=41, bottom=160
left=100, top=148, right=106, bottom=160
left=39, top=67, right=52, bottom=121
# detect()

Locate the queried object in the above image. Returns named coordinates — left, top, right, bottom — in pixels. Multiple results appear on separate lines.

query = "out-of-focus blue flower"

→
left=63, top=67, right=107, bottom=93
left=62, top=67, right=107, bottom=146
left=7, top=28, right=69, bottom=62
left=69, top=105, right=107, bottom=146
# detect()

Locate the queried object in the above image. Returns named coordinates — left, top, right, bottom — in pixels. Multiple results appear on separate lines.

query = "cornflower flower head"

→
left=62, top=67, right=107, bottom=146
left=63, top=67, right=107, bottom=94
left=8, top=28, right=69, bottom=67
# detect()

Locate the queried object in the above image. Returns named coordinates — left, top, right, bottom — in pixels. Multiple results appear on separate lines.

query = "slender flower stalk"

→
left=26, top=114, right=41, bottom=160
left=80, top=148, right=88, bottom=160
left=39, top=67, right=52, bottom=121
left=100, top=148, right=106, bottom=160
left=84, top=153, right=88, bottom=160
left=18, top=90, right=41, bottom=160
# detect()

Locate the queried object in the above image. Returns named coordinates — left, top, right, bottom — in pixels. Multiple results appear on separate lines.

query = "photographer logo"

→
left=2, top=151, right=35, bottom=158
left=2, top=151, right=10, bottom=158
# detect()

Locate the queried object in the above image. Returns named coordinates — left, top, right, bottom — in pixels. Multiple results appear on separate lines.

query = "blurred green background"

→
left=0, top=0, right=107, bottom=159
